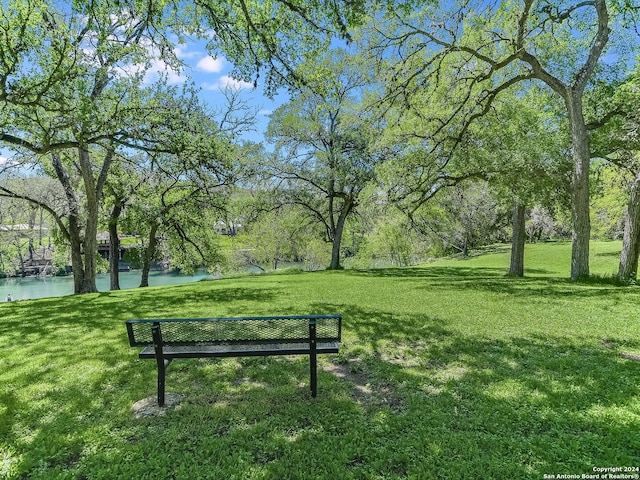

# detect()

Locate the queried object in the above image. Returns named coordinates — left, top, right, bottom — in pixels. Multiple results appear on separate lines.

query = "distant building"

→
left=96, top=232, right=137, bottom=271
left=0, top=224, right=56, bottom=276
left=14, top=246, right=55, bottom=277
left=213, top=221, right=242, bottom=236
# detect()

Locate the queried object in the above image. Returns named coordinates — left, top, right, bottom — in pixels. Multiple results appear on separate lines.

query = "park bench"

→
left=125, top=314, right=342, bottom=406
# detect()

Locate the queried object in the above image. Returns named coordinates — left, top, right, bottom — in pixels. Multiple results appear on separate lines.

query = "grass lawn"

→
left=1, top=241, right=639, bottom=479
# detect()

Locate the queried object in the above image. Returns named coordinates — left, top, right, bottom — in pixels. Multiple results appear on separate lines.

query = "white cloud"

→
left=174, top=44, right=202, bottom=60
left=116, top=59, right=188, bottom=85
left=0, top=154, right=17, bottom=170
left=115, top=62, right=145, bottom=78
left=204, top=75, right=254, bottom=91
left=108, top=34, right=190, bottom=86
left=220, top=75, right=253, bottom=89
left=196, top=56, right=226, bottom=73
left=258, top=109, right=273, bottom=116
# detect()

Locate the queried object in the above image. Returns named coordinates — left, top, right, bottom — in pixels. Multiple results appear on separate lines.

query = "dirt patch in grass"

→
left=599, top=338, right=640, bottom=362
left=620, top=352, right=640, bottom=362
left=324, top=360, right=372, bottom=397
left=323, top=360, right=405, bottom=411
left=232, top=376, right=269, bottom=389
left=381, top=341, right=426, bottom=368
left=131, top=393, right=186, bottom=419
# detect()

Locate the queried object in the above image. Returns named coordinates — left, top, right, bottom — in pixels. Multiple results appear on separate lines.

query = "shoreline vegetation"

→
left=1, top=241, right=639, bottom=479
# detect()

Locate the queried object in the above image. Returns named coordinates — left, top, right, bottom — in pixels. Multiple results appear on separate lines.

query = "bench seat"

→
left=139, top=341, right=340, bottom=358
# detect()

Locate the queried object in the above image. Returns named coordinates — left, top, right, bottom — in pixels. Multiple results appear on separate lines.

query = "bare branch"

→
left=0, top=184, right=70, bottom=240
left=573, top=0, right=610, bottom=92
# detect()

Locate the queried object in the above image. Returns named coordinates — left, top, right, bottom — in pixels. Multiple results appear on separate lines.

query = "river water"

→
left=0, top=270, right=215, bottom=301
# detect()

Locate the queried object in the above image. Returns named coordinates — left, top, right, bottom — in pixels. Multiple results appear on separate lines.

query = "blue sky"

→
left=143, top=39, right=288, bottom=144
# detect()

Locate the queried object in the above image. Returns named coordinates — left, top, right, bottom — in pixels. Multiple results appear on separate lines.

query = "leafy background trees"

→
left=1, top=0, right=640, bottom=293
left=369, top=0, right=637, bottom=279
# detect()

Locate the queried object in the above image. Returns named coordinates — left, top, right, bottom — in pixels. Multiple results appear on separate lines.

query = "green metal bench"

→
left=126, top=314, right=342, bottom=406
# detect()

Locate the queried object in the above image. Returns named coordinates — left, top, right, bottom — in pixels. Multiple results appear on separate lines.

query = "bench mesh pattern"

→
left=127, top=316, right=340, bottom=346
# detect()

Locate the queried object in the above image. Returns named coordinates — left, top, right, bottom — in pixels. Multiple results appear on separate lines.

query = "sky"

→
left=143, top=39, right=288, bottom=143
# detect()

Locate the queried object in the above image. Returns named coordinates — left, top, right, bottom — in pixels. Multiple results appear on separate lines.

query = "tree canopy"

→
left=1, top=0, right=640, bottom=290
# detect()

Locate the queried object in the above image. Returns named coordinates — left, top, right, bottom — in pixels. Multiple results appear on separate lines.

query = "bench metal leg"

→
left=152, top=322, right=172, bottom=407
left=310, top=354, right=317, bottom=397
left=156, top=358, right=171, bottom=407
left=309, top=320, right=317, bottom=397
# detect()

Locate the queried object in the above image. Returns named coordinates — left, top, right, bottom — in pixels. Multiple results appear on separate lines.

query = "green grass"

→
left=1, top=241, right=639, bottom=479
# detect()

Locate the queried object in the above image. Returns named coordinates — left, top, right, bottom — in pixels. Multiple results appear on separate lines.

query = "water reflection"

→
left=0, top=270, right=215, bottom=301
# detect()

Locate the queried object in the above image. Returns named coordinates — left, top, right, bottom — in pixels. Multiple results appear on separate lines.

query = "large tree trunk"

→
left=509, top=203, right=526, bottom=277
left=53, top=152, right=99, bottom=294
left=516, top=0, right=608, bottom=280
left=108, top=201, right=123, bottom=291
left=82, top=212, right=99, bottom=293
left=78, top=148, right=101, bottom=294
left=140, top=223, right=159, bottom=288
left=329, top=222, right=344, bottom=270
left=618, top=170, right=640, bottom=281
left=68, top=213, right=98, bottom=294
left=328, top=200, right=351, bottom=270
left=567, top=93, right=591, bottom=281
left=77, top=147, right=114, bottom=294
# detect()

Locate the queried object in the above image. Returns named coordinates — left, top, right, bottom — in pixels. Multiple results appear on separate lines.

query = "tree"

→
left=371, top=0, right=638, bottom=280
left=590, top=162, right=627, bottom=240
left=233, top=206, right=312, bottom=271
left=265, top=51, right=384, bottom=269
left=0, top=0, right=377, bottom=294
left=589, top=68, right=640, bottom=281
left=365, top=216, right=421, bottom=267
left=0, top=2, right=237, bottom=293
left=526, top=206, right=564, bottom=243
left=0, top=177, right=61, bottom=275
left=125, top=140, right=234, bottom=287
left=71, top=0, right=370, bottom=95
left=379, top=81, right=570, bottom=273
left=101, top=154, right=147, bottom=290
left=481, top=90, right=570, bottom=276
left=0, top=2, right=191, bottom=293
left=409, top=181, right=508, bottom=258
left=617, top=161, right=640, bottom=280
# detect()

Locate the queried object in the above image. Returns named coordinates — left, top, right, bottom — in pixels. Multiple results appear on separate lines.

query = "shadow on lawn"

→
left=347, top=265, right=637, bottom=299
left=303, top=302, right=640, bottom=476
left=0, top=284, right=280, bottom=339
left=0, top=283, right=284, bottom=478
left=3, top=305, right=640, bottom=479
left=347, top=266, right=509, bottom=279
left=2, top=274, right=640, bottom=479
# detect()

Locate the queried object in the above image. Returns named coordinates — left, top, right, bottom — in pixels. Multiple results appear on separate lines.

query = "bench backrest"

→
left=126, top=314, right=342, bottom=347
